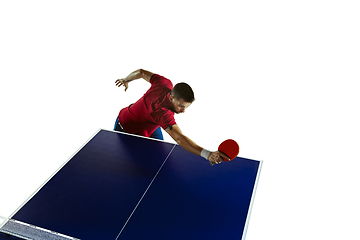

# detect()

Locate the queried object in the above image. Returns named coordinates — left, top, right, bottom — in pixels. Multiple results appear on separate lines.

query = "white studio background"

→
left=1, top=1, right=359, bottom=239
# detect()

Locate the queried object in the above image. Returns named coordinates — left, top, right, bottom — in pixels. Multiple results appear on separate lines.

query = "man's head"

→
left=170, top=82, right=195, bottom=114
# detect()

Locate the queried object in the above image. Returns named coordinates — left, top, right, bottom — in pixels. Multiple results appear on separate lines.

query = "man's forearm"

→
left=175, top=134, right=203, bottom=157
left=165, top=126, right=227, bottom=164
left=165, top=125, right=203, bottom=157
left=123, top=69, right=153, bottom=83
left=123, top=69, right=143, bottom=83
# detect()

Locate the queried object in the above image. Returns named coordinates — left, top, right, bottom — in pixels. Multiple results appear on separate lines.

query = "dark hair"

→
left=171, top=82, right=195, bottom=103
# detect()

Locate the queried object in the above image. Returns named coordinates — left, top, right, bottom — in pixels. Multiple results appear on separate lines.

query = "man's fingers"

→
left=209, top=151, right=229, bottom=165
left=116, top=79, right=128, bottom=90
left=115, top=79, right=123, bottom=87
left=214, top=153, right=224, bottom=164
left=219, top=151, right=230, bottom=161
left=208, top=150, right=233, bottom=166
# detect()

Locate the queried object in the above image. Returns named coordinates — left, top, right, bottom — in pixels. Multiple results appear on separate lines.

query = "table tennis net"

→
left=0, top=219, right=80, bottom=240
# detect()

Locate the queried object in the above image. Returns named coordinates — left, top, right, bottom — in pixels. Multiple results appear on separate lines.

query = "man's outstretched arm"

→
left=115, top=69, right=154, bottom=91
left=165, top=125, right=230, bottom=165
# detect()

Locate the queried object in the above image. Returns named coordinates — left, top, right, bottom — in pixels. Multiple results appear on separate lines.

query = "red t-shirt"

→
left=118, top=74, right=177, bottom=137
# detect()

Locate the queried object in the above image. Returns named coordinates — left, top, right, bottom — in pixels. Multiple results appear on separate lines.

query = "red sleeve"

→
left=160, top=112, right=177, bottom=130
left=150, top=74, right=158, bottom=84
left=150, top=74, right=173, bottom=89
left=148, top=74, right=175, bottom=129
left=150, top=109, right=177, bottom=130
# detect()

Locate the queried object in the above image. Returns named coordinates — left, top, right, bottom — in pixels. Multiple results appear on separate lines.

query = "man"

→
left=114, top=69, right=229, bottom=165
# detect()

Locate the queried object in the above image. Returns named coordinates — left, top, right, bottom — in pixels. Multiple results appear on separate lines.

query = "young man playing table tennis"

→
left=114, top=69, right=229, bottom=165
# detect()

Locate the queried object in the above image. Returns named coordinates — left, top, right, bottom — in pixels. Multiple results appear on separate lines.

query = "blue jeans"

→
left=113, top=117, right=164, bottom=140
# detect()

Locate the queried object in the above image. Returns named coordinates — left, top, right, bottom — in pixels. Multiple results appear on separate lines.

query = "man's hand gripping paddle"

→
left=210, top=139, right=239, bottom=166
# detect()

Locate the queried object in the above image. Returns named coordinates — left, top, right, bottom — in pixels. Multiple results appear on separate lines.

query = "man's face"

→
left=170, top=96, right=192, bottom=114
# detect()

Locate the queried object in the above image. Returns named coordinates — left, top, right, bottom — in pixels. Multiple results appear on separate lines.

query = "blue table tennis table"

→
left=0, top=129, right=262, bottom=240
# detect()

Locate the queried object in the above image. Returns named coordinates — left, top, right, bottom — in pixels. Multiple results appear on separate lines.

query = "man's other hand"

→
left=115, top=79, right=129, bottom=91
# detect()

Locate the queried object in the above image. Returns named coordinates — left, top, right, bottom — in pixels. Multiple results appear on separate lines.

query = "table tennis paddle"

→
left=218, top=139, right=239, bottom=161
left=209, top=139, right=240, bottom=166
